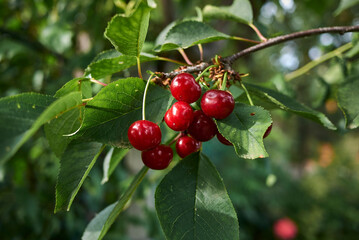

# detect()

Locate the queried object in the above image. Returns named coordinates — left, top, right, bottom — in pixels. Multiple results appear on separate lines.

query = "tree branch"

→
left=223, top=25, right=359, bottom=64
left=159, top=25, right=359, bottom=79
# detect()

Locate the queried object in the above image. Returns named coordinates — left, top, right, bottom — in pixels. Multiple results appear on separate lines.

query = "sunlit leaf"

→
left=216, top=103, right=272, bottom=159
left=337, top=79, right=359, bottom=129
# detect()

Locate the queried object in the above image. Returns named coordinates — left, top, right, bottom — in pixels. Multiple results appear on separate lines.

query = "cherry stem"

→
left=137, top=57, right=143, bottom=79
left=157, top=56, right=187, bottom=66
left=198, top=44, right=204, bottom=61
left=230, top=36, right=261, bottom=44
left=249, top=23, right=268, bottom=42
left=142, top=74, right=154, bottom=120
left=178, top=48, right=193, bottom=65
left=168, top=133, right=183, bottom=146
left=195, top=64, right=218, bottom=82
left=90, top=78, right=107, bottom=87
left=220, top=72, right=228, bottom=91
left=240, top=82, right=254, bottom=106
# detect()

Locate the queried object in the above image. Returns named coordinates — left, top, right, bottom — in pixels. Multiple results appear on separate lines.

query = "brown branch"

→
left=223, top=25, right=359, bottom=64
left=158, top=25, right=359, bottom=79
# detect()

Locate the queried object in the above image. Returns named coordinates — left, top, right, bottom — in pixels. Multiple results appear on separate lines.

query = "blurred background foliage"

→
left=0, top=0, right=359, bottom=239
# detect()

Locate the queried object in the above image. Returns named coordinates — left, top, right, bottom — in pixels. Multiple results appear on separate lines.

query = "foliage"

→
left=1, top=0, right=359, bottom=239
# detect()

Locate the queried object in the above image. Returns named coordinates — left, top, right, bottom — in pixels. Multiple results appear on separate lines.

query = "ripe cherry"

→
left=176, top=135, right=201, bottom=158
left=201, top=90, right=235, bottom=119
left=164, top=101, right=193, bottom=131
left=273, top=218, right=298, bottom=240
left=263, top=124, right=273, bottom=139
left=170, top=73, right=201, bottom=103
left=217, top=132, right=232, bottom=146
left=127, top=120, right=161, bottom=151
left=187, top=110, right=217, bottom=142
left=141, top=145, right=173, bottom=170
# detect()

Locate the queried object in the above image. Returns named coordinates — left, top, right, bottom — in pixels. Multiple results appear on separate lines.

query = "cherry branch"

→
left=160, top=25, right=359, bottom=79
left=223, top=25, right=359, bottom=64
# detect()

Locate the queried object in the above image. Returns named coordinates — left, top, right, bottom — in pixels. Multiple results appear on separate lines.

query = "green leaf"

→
left=78, top=77, right=173, bottom=147
left=55, top=142, right=105, bottom=212
left=44, top=106, right=83, bottom=158
left=82, top=166, right=148, bottom=240
left=45, top=78, right=91, bottom=157
left=0, top=92, right=83, bottom=164
left=216, top=103, right=272, bottom=159
left=334, top=0, right=359, bottom=15
left=203, top=0, right=253, bottom=24
left=337, top=79, right=359, bottom=129
left=104, top=2, right=152, bottom=56
left=154, top=21, right=231, bottom=52
left=102, top=147, right=129, bottom=184
left=55, top=78, right=92, bottom=99
left=156, top=152, right=239, bottom=240
left=85, top=50, right=160, bottom=79
left=240, top=83, right=337, bottom=130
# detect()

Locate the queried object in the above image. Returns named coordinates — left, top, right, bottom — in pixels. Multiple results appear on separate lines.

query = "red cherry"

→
left=217, top=132, right=232, bottom=146
left=127, top=120, right=161, bottom=151
left=273, top=218, right=298, bottom=240
left=141, top=145, right=173, bottom=170
left=176, top=135, right=201, bottom=158
left=164, top=101, right=193, bottom=131
left=201, top=90, right=235, bottom=119
left=170, top=73, right=201, bottom=103
left=187, top=110, right=217, bottom=142
left=263, top=124, right=273, bottom=139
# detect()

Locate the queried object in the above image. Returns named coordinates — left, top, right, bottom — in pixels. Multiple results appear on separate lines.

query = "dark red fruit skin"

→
left=170, top=73, right=201, bottom=103
left=201, top=90, right=235, bottom=119
left=141, top=145, right=173, bottom=170
left=164, top=101, right=193, bottom=131
left=176, top=135, right=201, bottom=158
left=127, top=120, right=161, bottom=151
left=263, top=124, right=273, bottom=139
left=188, top=110, right=217, bottom=142
left=217, top=132, right=232, bottom=146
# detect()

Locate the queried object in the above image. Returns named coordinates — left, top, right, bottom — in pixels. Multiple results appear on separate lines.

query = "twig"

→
left=159, top=25, right=359, bottom=79
left=223, top=25, right=359, bottom=65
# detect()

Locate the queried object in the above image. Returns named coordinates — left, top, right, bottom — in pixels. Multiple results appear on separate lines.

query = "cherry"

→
left=176, top=135, right=201, bottom=158
left=201, top=90, right=235, bottom=119
left=170, top=73, right=201, bottom=103
left=217, top=132, right=232, bottom=146
left=187, top=110, right=217, bottom=142
left=263, top=124, right=273, bottom=139
left=164, top=101, right=193, bottom=131
left=273, top=218, right=297, bottom=240
left=127, top=120, right=161, bottom=151
left=141, top=145, right=173, bottom=170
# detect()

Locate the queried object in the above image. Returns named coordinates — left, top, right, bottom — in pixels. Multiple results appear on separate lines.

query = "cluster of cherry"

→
left=127, top=73, right=272, bottom=170
left=128, top=73, right=235, bottom=170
